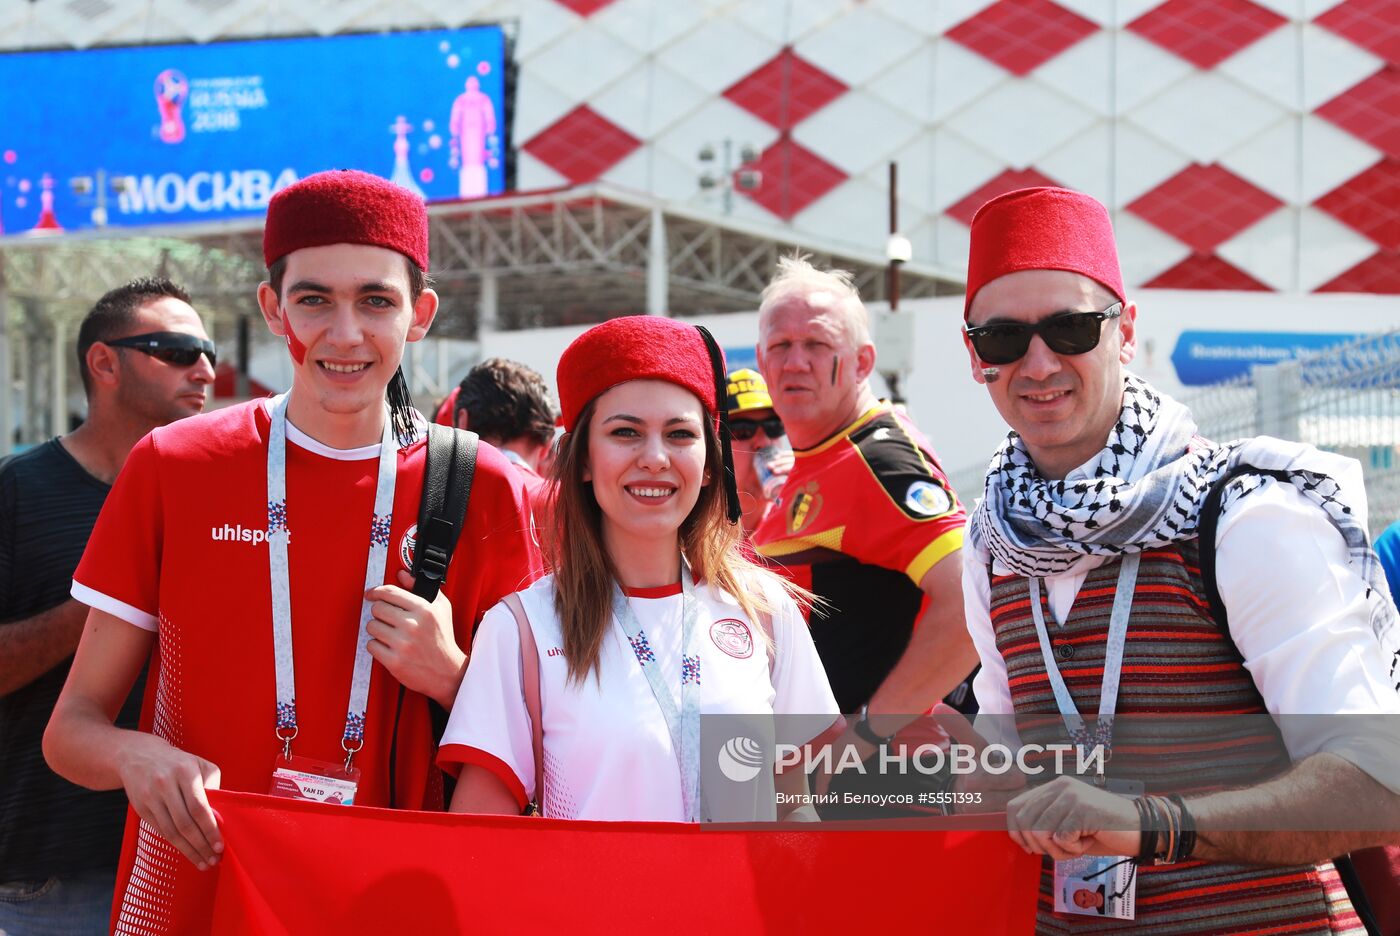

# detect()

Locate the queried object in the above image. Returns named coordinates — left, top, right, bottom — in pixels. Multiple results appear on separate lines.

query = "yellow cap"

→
left=725, top=368, right=773, bottom=414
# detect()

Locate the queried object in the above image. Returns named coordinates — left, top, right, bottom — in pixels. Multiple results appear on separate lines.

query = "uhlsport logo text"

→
left=211, top=523, right=283, bottom=545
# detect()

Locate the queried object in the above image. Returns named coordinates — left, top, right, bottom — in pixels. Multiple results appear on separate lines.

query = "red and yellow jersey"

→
left=753, top=403, right=965, bottom=711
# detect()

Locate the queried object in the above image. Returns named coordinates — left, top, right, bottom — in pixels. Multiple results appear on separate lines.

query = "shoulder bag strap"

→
left=1198, top=465, right=1293, bottom=630
left=757, top=610, right=776, bottom=679
left=1198, top=465, right=1382, bottom=935
left=413, top=425, right=479, bottom=602
left=502, top=592, right=544, bottom=815
left=391, top=425, right=479, bottom=808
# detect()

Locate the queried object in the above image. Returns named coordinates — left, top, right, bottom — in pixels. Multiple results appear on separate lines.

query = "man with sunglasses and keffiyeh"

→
left=956, top=186, right=1400, bottom=934
left=0, top=278, right=213, bottom=934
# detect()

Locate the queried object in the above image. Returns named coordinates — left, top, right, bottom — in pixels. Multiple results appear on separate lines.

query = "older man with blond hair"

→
left=752, top=256, right=977, bottom=790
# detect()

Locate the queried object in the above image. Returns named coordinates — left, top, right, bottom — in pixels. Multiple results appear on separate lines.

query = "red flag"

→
left=208, top=790, right=1037, bottom=934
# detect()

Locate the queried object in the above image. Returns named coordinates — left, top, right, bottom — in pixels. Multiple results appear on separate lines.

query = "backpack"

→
left=387, top=423, right=479, bottom=808
left=1199, top=465, right=1393, bottom=936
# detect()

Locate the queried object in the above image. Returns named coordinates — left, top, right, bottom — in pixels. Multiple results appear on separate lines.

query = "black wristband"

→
left=1134, top=797, right=1159, bottom=864
left=1167, top=794, right=1197, bottom=862
left=853, top=705, right=896, bottom=747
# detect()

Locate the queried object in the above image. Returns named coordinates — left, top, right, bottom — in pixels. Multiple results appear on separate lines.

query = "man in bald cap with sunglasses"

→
left=45, top=170, right=541, bottom=935
left=957, top=186, right=1400, bottom=933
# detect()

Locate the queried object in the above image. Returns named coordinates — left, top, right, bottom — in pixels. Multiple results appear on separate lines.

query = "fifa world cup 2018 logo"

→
left=154, top=69, right=189, bottom=144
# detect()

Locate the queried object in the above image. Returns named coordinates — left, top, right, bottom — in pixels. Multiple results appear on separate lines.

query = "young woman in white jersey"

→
left=440, top=315, right=840, bottom=821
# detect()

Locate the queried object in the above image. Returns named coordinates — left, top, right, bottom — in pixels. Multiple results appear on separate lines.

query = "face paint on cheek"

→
left=282, top=312, right=308, bottom=365
left=830, top=356, right=840, bottom=387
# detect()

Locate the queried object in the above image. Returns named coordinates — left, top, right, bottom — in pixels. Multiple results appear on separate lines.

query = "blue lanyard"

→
left=1028, top=554, right=1140, bottom=764
left=610, top=565, right=703, bottom=822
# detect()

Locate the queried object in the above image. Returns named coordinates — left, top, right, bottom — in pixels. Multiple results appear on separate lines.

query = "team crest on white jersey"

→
left=710, top=619, right=754, bottom=659
left=904, top=480, right=952, bottom=517
left=399, top=523, right=417, bottom=570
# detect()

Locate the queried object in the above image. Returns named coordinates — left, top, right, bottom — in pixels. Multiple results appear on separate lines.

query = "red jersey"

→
left=752, top=404, right=965, bottom=711
left=501, top=449, right=553, bottom=534
left=71, top=399, right=541, bottom=936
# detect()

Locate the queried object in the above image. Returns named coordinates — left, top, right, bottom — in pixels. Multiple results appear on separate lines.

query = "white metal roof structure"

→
left=0, top=184, right=960, bottom=451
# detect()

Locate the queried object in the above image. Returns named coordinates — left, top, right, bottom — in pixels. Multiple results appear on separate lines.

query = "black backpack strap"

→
left=413, top=424, right=479, bottom=602
left=1198, top=465, right=1293, bottom=629
left=389, top=423, right=479, bottom=808
left=1197, top=465, right=1382, bottom=934
left=1335, top=853, right=1384, bottom=936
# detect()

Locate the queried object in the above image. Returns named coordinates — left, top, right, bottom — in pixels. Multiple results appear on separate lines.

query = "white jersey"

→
left=440, top=573, right=840, bottom=821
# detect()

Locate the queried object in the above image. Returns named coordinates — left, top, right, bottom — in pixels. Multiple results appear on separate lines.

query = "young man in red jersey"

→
left=45, top=170, right=541, bottom=935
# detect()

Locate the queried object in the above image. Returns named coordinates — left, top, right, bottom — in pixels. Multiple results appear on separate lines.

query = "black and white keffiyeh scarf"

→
left=969, top=374, right=1400, bottom=687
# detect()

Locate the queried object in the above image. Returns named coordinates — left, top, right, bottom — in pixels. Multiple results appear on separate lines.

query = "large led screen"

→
left=0, top=26, right=508, bottom=235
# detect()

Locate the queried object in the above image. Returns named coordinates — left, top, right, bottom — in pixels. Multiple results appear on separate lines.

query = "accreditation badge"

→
left=268, top=753, right=361, bottom=806
left=1054, top=855, right=1137, bottom=921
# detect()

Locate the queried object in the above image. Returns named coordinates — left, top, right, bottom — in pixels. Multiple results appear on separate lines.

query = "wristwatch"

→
left=853, top=704, right=896, bottom=747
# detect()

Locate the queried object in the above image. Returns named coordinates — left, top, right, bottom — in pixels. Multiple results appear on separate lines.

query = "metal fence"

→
left=947, top=328, right=1400, bottom=534
left=1185, top=328, right=1400, bottom=533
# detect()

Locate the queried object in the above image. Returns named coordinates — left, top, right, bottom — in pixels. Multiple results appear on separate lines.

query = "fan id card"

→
left=268, top=753, right=360, bottom=806
left=1054, top=855, right=1136, bottom=920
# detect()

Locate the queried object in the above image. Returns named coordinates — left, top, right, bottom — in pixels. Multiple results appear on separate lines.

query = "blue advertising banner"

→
left=1171, top=330, right=1364, bottom=386
left=724, top=346, right=758, bottom=371
left=0, top=26, right=506, bottom=235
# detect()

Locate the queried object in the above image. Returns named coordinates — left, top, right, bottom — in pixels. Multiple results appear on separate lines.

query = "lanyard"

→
left=267, top=392, right=398, bottom=769
left=610, top=565, right=703, bottom=822
left=1028, top=554, right=1140, bottom=766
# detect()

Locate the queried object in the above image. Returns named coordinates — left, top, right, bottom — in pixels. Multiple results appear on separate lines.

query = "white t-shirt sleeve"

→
left=962, top=534, right=1027, bottom=754
left=768, top=587, right=841, bottom=746
left=1216, top=477, right=1400, bottom=789
left=438, top=600, right=536, bottom=809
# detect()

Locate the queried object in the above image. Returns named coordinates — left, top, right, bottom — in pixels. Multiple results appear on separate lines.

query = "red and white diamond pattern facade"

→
left=5, top=0, right=1397, bottom=294
left=502, top=0, right=1400, bottom=295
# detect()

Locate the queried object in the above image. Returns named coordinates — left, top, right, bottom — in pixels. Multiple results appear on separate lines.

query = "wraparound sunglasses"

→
left=728, top=415, right=785, bottom=441
left=965, top=303, right=1123, bottom=366
left=105, top=331, right=218, bottom=368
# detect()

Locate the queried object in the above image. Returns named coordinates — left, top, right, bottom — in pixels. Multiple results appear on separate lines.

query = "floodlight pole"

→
left=236, top=315, right=250, bottom=398
left=888, top=162, right=900, bottom=312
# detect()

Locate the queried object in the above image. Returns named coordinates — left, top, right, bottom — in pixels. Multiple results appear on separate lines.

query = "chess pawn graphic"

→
left=32, top=173, right=62, bottom=233
left=388, top=116, right=425, bottom=198
left=155, top=69, right=189, bottom=144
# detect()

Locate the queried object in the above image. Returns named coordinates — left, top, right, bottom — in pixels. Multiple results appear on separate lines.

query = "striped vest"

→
left=988, top=542, right=1364, bottom=935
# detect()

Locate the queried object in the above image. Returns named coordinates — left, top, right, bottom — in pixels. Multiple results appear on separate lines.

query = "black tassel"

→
left=694, top=325, right=742, bottom=525
left=386, top=366, right=418, bottom=447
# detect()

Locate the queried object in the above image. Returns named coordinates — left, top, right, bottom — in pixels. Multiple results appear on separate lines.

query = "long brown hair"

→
left=546, top=395, right=805, bottom=683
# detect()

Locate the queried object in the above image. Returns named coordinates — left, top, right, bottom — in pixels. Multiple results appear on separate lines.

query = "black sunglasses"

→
left=728, top=415, right=785, bottom=441
left=106, top=331, right=217, bottom=368
left=964, top=303, right=1123, bottom=366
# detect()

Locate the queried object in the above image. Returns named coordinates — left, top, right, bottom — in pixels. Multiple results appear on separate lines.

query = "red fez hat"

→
left=558, top=315, right=742, bottom=523
left=557, top=316, right=719, bottom=433
left=964, top=187, right=1124, bottom=320
left=263, top=169, right=429, bottom=271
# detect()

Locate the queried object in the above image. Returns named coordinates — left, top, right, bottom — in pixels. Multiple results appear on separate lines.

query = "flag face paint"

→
left=282, top=311, right=309, bottom=365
